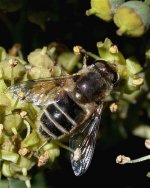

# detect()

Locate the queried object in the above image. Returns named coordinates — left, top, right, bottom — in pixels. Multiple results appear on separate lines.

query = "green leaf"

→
left=21, top=131, right=40, bottom=148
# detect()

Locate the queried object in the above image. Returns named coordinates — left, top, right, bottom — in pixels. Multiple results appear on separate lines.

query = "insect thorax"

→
left=75, top=67, right=113, bottom=103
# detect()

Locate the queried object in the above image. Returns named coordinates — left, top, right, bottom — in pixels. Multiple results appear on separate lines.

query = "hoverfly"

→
left=8, top=59, right=119, bottom=176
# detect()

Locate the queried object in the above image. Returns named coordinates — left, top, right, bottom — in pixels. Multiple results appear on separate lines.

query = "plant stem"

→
left=128, top=155, right=150, bottom=163
left=116, top=154, right=150, bottom=165
left=81, top=49, right=102, bottom=60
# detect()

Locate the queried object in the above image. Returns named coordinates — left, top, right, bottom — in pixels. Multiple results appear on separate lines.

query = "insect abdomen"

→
left=40, top=92, right=82, bottom=139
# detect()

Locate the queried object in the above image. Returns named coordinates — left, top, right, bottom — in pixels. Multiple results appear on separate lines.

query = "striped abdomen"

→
left=39, top=92, right=82, bottom=139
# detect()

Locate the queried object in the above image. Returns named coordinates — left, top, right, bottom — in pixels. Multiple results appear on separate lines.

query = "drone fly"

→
left=8, top=59, right=119, bottom=176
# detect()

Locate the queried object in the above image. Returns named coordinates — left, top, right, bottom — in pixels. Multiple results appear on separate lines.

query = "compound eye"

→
left=94, top=60, right=119, bottom=85
left=112, top=72, right=119, bottom=85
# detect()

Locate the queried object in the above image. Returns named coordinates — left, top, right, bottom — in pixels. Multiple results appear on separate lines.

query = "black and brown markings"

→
left=8, top=60, right=119, bottom=176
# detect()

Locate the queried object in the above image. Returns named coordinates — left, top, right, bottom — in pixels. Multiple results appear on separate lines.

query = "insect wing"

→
left=7, top=77, right=69, bottom=106
left=69, top=111, right=101, bottom=176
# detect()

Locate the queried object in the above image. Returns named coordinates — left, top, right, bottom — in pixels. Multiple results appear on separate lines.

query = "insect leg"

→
left=34, top=140, right=49, bottom=158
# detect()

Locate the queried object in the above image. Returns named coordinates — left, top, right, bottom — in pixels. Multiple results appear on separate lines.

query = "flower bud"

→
left=126, top=76, right=143, bottom=93
left=28, top=67, right=51, bottom=79
left=42, top=143, right=60, bottom=162
left=116, top=155, right=131, bottom=164
left=2, top=161, right=12, bottom=177
left=126, top=58, right=143, bottom=75
left=0, top=93, right=11, bottom=107
left=0, top=79, right=7, bottom=93
left=21, top=131, right=40, bottom=148
left=3, top=114, right=23, bottom=135
left=11, top=156, right=35, bottom=171
left=51, top=65, right=62, bottom=77
left=58, top=52, right=81, bottom=73
left=97, top=38, right=126, bottom=65
left=0, top=46, right=7, bottom=61
left=113, top=1, right=150, bottom=37
left=86, top=0, right=125, bottom=21
left=0, top=58, right=25, bottom=81
left=27, top=47, right=54, bottom=69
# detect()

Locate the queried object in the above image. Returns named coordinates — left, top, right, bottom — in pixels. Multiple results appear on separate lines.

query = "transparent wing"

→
left=7, top=75, right=77, bottom=107
left=69, top=105, right=102, bottom=176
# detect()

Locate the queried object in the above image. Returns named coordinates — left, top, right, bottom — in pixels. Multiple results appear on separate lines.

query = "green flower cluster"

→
left=0, top=45, right=68, bottom=187
left=97, top=38, right=143, bottom=94
left=0, top=39, right=144, bottom=186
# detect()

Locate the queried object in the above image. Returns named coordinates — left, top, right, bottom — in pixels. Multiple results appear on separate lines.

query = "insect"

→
left=8, top=59, right=119, bottom=176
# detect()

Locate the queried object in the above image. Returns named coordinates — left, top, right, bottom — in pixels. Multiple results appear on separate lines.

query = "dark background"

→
left=0, top=0, right=150, bottom=187
left=0, top=0, right=149, bottom=61
left=43, top=136, right=150, bottom=188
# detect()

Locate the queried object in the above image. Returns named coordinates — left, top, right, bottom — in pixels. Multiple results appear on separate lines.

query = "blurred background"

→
left=0, top=0, right=150, bottom=187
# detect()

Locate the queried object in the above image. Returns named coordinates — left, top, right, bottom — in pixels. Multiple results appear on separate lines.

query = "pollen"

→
left=109, top=45, right=119, bottom=54
left=38, top=151, right=49, bottom=167
left=19, top=148, right=29, bottom=156
left=8, top=58, right=18, bottom=67
left=109, top=102, right=118, bottom=112
left=132, top=78, right=144, bottom=86
left=73, top=46, right=83, bottom=55
left=20, top=111, right=27, bottom=118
